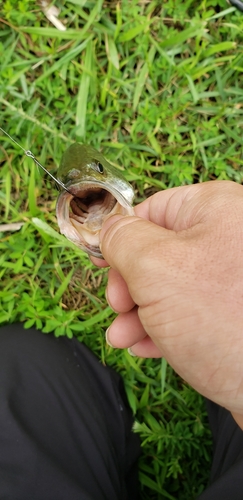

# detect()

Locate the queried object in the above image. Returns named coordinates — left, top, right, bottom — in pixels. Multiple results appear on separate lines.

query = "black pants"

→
left=0, top=324, right=243, bottom=499
left=0, top=324, right=140, bottom=500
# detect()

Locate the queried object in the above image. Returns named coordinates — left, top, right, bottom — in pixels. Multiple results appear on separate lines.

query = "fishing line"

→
left=0, top=126, right=71, bottom=193
left=229, top=0, right=243, bottom=12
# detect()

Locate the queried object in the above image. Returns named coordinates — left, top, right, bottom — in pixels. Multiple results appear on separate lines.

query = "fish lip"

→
left=56, top=191, right=105, bottom=259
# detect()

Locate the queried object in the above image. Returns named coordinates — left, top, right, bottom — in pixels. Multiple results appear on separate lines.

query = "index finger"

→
left=90, top=255, right=109, bottom=267
left=134, top=185, right=197, bottom=228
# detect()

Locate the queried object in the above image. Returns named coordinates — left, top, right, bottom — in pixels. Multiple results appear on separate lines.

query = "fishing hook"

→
left=0, top=127, right=71, bottom=193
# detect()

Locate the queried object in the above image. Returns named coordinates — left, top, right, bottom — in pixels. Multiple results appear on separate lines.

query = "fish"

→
left=56, top=143, right=135, bottom=258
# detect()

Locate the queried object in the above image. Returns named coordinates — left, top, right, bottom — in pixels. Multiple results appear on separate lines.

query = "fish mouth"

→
left=56, top=181, right=134, bottom=258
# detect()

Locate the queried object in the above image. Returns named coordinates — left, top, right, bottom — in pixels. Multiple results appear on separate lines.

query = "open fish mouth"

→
left=56, top=181, right=134, bottom=258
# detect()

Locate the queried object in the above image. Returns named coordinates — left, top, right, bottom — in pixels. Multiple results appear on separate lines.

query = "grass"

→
left=1, top=0, right=243, bottom=497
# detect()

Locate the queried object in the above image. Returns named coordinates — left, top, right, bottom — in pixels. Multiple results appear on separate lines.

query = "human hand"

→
left=93, top=181, right=243, bottom=418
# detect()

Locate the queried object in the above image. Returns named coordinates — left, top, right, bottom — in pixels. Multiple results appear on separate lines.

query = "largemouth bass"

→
left=56, top=143, right=134, bottom=258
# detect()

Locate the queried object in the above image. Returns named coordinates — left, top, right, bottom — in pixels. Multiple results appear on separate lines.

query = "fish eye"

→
left=90, top=161, right=104, bottom=174
left=96, top=162, right=104, bottom=174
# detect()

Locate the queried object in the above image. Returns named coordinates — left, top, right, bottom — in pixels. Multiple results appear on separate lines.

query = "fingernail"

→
left=105, top=287, right=110, bottom=306
left=106, top=328, right=115, bottom=348
left=105, top=287, right=119, bottom=313
left=128, top=347, right=136, bottom=357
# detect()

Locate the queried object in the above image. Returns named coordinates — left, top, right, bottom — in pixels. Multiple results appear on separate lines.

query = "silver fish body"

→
left=56, top=144, right=134, bottom=258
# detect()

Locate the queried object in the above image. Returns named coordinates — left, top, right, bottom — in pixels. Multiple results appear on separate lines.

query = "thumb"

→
left=99, top=214, right=177, bottom=306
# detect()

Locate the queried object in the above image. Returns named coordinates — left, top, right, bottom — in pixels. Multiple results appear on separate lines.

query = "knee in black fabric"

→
left=0, top=324, right=140, bottom=500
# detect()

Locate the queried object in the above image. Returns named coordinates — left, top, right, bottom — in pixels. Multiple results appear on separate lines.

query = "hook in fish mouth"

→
left=56, top=182, right=134, bottom=258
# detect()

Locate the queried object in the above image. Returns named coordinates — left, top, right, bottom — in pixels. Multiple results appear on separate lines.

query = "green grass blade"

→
left=186, top=74, right=199, bottom=103
left=161, top=358, right=167, bottom=397
left=203, top=41, right=236, bottom=57
left=105, top=35, right=119, bottom=70
left=133, top=62, right=148, bottom=111
left=4, top=169, right=11, bottom=218
left=35, top=37, right=93, bottom=84
left=76, top=39, right=93, bottom=137
left=53, top=268, right=75, bottom=303
left=28, top=160, right=39, bottom=217
left=19, top=27, right=88, bottom=40
left=160, top=25, right=206, bottom=48
left=31, top=218, right=83, bottom=255
left=74, top=307, right=113, bottom=331
left=118, top=22, right=149, bottom=43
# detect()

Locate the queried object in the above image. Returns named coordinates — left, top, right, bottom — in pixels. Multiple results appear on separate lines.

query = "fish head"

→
left=56, top=143, right=134, bottom=258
